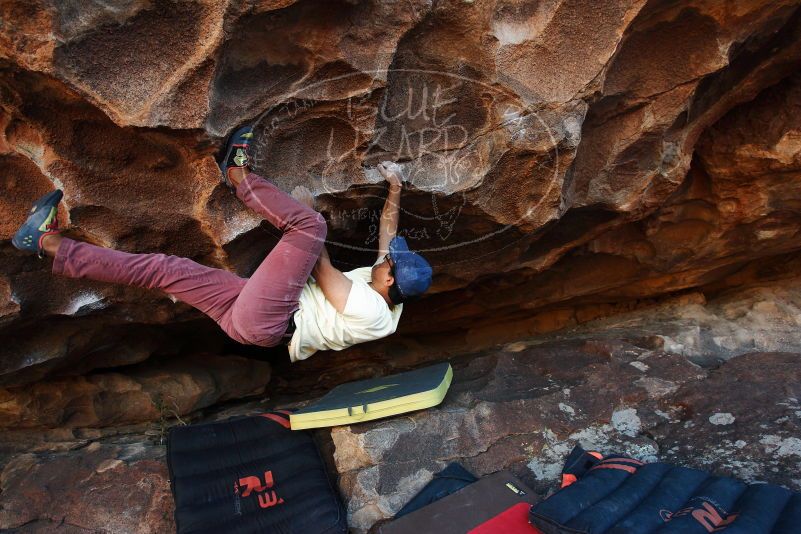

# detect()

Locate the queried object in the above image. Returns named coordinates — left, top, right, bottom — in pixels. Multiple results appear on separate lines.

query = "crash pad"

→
left=289, top=362, right=453, bottom=430
left=167, top=411, right=347, bottom=534
left=380, top=471, right=538, bottom=534
left=395, top=462, right=478, bottom=518
left=530, top=445, right=801, bottom=534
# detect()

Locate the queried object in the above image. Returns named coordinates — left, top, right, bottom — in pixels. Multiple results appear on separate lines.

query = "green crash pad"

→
left=290, top=362, right=453, bottom=430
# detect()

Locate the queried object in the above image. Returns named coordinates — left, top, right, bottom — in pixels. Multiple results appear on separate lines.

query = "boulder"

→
left=0, top=1, right=801, bottom=382
left=402, top=69, right=801, bottom=345
left=0, top=441, right=173, bottom=533
left=653, top=352, right=801, bottom=485
left=2, top=2, right=801, bottom=531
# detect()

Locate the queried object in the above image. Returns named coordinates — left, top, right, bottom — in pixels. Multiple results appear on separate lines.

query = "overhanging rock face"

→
left=1, top=2, right=801, bottom=398
left=3, top=3, right=801, bottom=531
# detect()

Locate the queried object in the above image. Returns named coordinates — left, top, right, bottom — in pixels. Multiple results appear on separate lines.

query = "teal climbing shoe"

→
left=12, top=189, right=63, bottom=257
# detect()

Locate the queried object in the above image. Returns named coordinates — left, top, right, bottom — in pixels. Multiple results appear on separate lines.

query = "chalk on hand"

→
left=378, top=161, right=405, bottom=181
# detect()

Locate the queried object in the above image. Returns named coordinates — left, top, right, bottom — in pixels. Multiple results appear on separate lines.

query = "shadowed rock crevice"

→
left=0, top=353, right=270, bottom=429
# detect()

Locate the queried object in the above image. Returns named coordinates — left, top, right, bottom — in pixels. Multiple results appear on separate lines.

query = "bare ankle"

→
left=228, top=167, right=248, bottom=189
left=42, top=234, right=64, bottom=257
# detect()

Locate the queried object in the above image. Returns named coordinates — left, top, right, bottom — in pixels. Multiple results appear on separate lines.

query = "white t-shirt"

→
left=287, top=260, right=403, bottom=362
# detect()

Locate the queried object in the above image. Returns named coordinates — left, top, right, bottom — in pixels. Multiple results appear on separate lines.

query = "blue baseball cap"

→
left=388, top=236, right=433, bottom=300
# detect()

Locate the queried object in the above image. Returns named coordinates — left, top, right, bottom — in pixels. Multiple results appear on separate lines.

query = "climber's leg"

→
left=51, top=237, right=251, bottom=344
left=227, top=172, right=327, bottom=346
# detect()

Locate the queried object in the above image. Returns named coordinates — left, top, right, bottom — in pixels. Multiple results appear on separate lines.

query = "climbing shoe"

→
left=12, top=189, right=63, bottom=257
left=219, top=125, right=254, bottom=188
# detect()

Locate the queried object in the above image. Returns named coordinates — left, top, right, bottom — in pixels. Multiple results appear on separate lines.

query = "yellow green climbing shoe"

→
left=219, top=125, right=254, bottom=188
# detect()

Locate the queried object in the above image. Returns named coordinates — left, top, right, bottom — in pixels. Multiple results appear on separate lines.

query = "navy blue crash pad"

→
left=394, top=462, right=478, bottom=519
left=167, top=411, right=347, bottom=534
left=530, top=446, right=801, bottom=534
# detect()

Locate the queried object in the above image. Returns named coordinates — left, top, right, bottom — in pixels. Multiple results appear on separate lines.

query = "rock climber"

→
left=12, top=126, right=433, bottom=361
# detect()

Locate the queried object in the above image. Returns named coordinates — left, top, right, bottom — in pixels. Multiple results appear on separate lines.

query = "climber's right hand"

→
left=377, top=161, right=403, bottom=189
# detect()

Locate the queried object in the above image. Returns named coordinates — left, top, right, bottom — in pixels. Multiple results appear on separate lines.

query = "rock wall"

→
left=2, top=1, right=801, bottom=530
left=1, top=441, right=174, bottom=533
left=2, top=1, right=801, bottom=388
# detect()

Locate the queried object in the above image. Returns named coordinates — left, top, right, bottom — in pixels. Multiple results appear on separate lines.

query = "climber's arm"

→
left=313, top=246, right=352, bottom=313
left=377, top=162, right=402, bottom=261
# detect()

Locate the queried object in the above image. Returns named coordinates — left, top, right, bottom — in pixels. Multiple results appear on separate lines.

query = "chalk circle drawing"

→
left=247, top=67, right=562, bottom=261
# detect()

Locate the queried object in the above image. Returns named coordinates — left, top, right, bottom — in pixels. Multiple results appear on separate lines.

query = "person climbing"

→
left=12, top=126, right=433, bottom=361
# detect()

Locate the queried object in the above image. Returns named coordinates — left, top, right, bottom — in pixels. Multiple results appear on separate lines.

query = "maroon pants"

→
left=52, top=173, right=326, bottom=346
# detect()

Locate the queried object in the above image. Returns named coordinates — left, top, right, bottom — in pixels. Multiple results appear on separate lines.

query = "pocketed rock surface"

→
left=2, top=0, right=801, bottom=383
left=2, top=1, right=801, bottom=531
